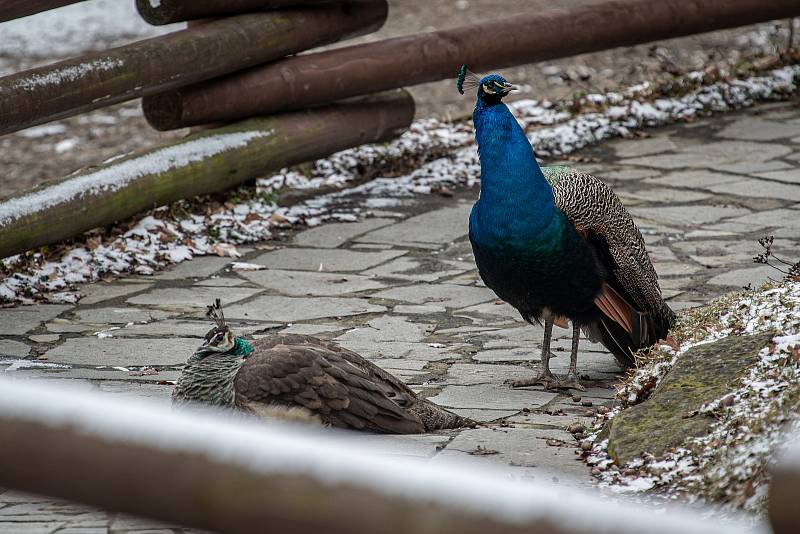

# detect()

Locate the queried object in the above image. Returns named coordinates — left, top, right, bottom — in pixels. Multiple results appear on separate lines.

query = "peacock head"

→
left=457, top=64, right=516, bottom=102
left=195, top=299, right=252, bottom=358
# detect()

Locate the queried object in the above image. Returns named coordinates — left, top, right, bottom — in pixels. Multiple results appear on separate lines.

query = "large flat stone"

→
left=0, top=305, right=72, bottom=335
left=607, top=332, right=774, bottom=464
left=153, top=255, right=233, bottom=280
left=628, top=205, right=750, bottom=227
left=707, top=266, right=778, bottom=288
left=355, top=203, right=473, bottom=247
left=126, top=286, right=261, bottom=310
left=336, top=340, right=457, bottom=361
left=77, top=281, right=153, bottom=305
left=753, top=168, right=800, bottom=185
left=239, top=269, right=385, bottom=296
left=613, top=136, right=678, bottom=158
left=372, top=284, right=496, bottom=309
left=717, top=117, right=800, bottom=142
left=0, top=340, right=31, bottom=358
left=445, top=363, right=533, bottom=385
left=335, top=316, right=430, bottom=343
left=705, top=179, right=800, bottom=202
left=251, top=248, right=405, bottom=272
left=427, top=383, right=557, bottom=410
left=362, top=256, right=470, bottom=282
left=74, top=307, right=173, bottom=324
left=292, top=218, right=394, bottom=248
left=112, top=319, right=273, bottom=338
left=43, top=337, right=199, bottom=366
left=624, top=141, right=791, bottom=170
left=224, top=296, right=386, bottom=322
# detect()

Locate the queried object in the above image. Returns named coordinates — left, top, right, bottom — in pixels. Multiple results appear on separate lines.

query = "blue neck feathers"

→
left=471, top=99, right=558, bottom=242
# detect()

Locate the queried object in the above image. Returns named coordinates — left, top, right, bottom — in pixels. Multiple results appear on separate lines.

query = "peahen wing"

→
left=541, top=166, right=676, bottom=363
left=233, top=334, right=425, bottom=434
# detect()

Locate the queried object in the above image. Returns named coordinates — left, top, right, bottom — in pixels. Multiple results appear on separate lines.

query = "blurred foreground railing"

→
left=0, top=376, right=774, bottom=534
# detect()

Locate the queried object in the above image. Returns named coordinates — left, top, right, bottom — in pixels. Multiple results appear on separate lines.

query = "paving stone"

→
left=0, top=523, right=64, bottom=533
left=628, top=205, right=750, bottom=227
left=335, top=316, right=430, bottom=343
left=370, top=359, right=427, bottom=372
left=625, top=140, right=792, bottom=170
left=77, top=281, right=153, bottom=305
left=278, top=324, right=344, bottom=335
left=622, top=187, right=711, bottom=203
left=717, top=209, right=800, bottom=231
left=0, top=305, right=72, bottom=335
left=471, top=348, right=537, bottom=362
left=454, top=301, right=522, bottom=323
left=427, top=383, right=557, bottom=410
left=336, top=341, right=457, bottom=361
left=153, top=255, right=233, bottom=280
left=224, top=296, right=386, bottom=322
left=355, top=203, right=473, bottom=247
left=449, top=408, right=519, bottom=422
left=251, top=248, right=405, bottom=272
left=354, top=434, right=450, bottom=458
left=292, top=218, right=393, bottom=248
left=642, top=170, right=749, bottom=189
left=392, top=304, right=447, bottom=314
left=372, top=284, right=496, bottom=309
left=602, top=168, right=662, bottom=181
left=28, top=334, right=59, bottom=343
left=43, top=338, right=198, bottom=367
left=361, top=256, right=470, bottom=282
left=74, top=307, right=173, bottom=325
left=433, top=427, right=591, bottom=483
left=194, top=276, right=249, bottom=287
left=706, top=178, right=800, bottom=201
left=612, top=136, right=678, bottom=158
left=707, top=266, right=779, bottom=288
left=0, top=339, right=30, bottom=357
left=717, top=117, right=800, bottom=141
left=753, top=167, right=800, bottom=185
left=445, top=363, right=532, bottom=385
left=239, top=269, right=385, bottom=296
left=126, top=287, right=261, bottom=310
left=653, top=261, right=704, bottom=276
left=112, top=320, right=272, bottom=338
left=507, top=412, right=591, bottom=428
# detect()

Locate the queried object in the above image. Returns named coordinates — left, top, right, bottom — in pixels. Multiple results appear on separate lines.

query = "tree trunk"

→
left=0, top=1, right=387, bottom=136
left=0, top=90, right=413, bottom=259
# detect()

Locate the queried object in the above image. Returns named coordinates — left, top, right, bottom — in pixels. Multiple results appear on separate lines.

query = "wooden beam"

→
left=144, top=0, right=800, bottom=130
left=136, top=0, right=374, bottom=26
left=0, top=377, right=758, bottom=534
left=0, top=90, right=413, bottom=259
left=0, top=0, right=84, bottom=23
left=0, top=1, right=387, bottom=136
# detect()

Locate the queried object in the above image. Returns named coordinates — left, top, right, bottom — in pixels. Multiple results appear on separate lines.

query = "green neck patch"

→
left=231, top=337, right=254, bottom=357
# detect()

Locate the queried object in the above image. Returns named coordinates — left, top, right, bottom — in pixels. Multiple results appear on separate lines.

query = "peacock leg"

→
left=511, top=318, right=559, bottom=389
left=558, top=323, right=586, bottom=391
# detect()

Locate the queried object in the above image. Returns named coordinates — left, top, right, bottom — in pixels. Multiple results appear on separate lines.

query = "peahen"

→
left=459, top=66, right=675, bottom=390
left=172, top=299, right=472, bottom=433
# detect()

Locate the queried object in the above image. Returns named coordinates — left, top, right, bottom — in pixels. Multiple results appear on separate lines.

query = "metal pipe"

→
left=136, top=0, right=373, bottom=26
left=0, top=0, right=84, bottom=23
left=0, top=378, right=758, bottom=534
left=0, top=90, right=413, bottom=259
left=0, top=1, right=387, bottom=136
left=144, top=0, right=800, bottom=130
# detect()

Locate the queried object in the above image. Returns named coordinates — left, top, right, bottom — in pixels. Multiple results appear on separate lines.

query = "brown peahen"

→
left=460, top=66, right=676, bottom=391
left=172, top=300, right=472, bottom=434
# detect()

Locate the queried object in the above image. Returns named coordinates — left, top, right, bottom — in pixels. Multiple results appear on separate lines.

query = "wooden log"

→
left=137, top=0, right=373, bottom=26
left=0, top=377, right=756, bottom=534
left=143, top=0, right=800, bottom=130
left=0, top=90, right=413, bottom=259
left=769, top=436, right=800, bottom=534
left=0, top=1, right=387, bottom=136
left=0, top=0, right=84, bottom=23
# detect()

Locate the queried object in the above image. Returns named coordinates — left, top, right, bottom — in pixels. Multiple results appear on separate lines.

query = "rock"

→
left=607, top=332, right=774, bottom=465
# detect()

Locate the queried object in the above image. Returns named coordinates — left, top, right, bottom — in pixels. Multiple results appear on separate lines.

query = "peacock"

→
left=172, top=299, right=472, bottom=433
left=458, top=65, right=675, bottom=391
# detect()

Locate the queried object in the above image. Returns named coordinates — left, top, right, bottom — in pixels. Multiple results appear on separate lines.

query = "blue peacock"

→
left=459, top=65, right=675, bottom=390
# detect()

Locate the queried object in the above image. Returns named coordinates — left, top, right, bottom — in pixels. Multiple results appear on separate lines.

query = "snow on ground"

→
left=584, top=279, right=800, bottom=517
left=1, top=63, right=799, bottom=304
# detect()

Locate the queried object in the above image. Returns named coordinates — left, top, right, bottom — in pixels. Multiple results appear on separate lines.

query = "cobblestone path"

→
left=2, top=102, right=799, bottom=532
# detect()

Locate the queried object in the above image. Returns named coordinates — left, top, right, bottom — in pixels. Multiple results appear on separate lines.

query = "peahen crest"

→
left=207, top=298, right=226, bottom=327
left=456, top=64, right=480, bottom=95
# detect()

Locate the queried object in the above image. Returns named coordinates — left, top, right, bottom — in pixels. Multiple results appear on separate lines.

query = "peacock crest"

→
left=456, top=64, right=480, bottom=95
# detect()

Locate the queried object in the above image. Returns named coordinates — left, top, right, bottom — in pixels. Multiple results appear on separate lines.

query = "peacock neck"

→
left=172, top=338, right=251, bottom=407
left=472, top=99, right=558, bottom=240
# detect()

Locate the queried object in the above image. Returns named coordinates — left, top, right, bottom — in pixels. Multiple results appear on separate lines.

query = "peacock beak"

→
left=502, top=83, right=518, bottom=93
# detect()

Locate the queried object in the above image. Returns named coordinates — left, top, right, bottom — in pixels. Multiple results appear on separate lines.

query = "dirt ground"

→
left=0, top=1, right=794, bottom=198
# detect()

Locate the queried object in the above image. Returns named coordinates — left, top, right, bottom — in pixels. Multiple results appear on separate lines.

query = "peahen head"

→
left=457, top=64, right=516, bottom=103
left=195, top=299, right=253, bottom=358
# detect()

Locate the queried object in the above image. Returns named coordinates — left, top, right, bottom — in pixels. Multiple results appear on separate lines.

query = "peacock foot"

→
left=551, top=374, right=586, bottom=392
left=510, top=370, right=560, bottom=389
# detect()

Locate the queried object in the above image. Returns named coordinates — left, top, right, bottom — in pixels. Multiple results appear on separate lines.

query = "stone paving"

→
left=2, top=102, right=800, bottom=532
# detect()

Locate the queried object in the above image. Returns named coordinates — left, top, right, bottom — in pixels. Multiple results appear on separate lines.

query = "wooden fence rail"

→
left=136, top=0, right=374, bottom=26
left=0, top=0, right=84, bottom=23
left=0, top=90, right=413, bottom=259
left=0, top=377, right=765, bottom=534
left=0, top=1, right=387, bottom=136
left=143, top=0, right=800, bottom=130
